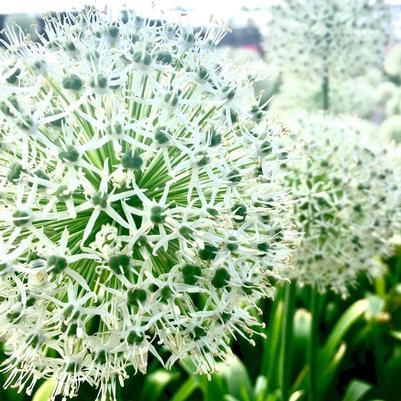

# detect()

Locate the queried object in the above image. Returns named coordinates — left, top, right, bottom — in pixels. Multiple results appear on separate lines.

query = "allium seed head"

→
left=0, top=8, right=295, bottom=401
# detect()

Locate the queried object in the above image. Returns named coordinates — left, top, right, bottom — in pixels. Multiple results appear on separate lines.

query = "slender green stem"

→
left=279, top=281, right=296, bottom=401
left=263, top=293, right=283, bottom=394
left=308, top=288, right=320, bottom=401
left=322, top=76, right=329, bottom=111
left=394, top=253, right=401, bottom=286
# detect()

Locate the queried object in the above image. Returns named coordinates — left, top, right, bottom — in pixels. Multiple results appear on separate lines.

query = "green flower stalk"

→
left=0, top=8, right=296, bottom=401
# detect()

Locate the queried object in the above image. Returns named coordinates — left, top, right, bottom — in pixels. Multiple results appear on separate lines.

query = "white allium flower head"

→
left=267, top=0, right=390, bottom=79
left=284, top=112, right=401, bottom=297
left=0, top=8, right=295, bottom=401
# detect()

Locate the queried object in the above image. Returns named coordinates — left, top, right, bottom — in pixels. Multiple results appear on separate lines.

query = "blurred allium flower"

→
left=380, top=115, right=401, bottom=144
left=267, top=0, right=390, bottom=79
left=384, top=44, right=401, bottom=79
left=377, top=45, right=401, bottom=117
left=284, top=113, right=401, bottom=296
left=4, top=13, right=41, bottom=42
left=271, top=72, right=379, bottom=118
left=0, top=8, right=295, bottom=401
left=217, top=47, right=281, bottom=109
left=376, top=81, right=401, bottom=116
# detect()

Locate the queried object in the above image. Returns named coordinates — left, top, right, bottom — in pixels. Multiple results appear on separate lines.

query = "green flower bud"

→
left=62, top=74, right=83, bottom=91
left=121, top=150, right=143, bottom=170
left=150, top=206, right=166, bottom=224
left=232, top=204, right=247, bottom=222
left=127, top=330, right=144, bottom=345
left=257, top=242, right=270, bottom=254
left=12, top=210, right=31, bottom=227
left=182, top=263, right=202, bottom=285
left=226, top=236, right=238, bottom=252
left=48, top=255, right=68, bottom=273
left=109, top=254, right=130, bottom=274
left=198, top=244, right=218, bottom=261
left=195, top=151, right=209, bottom=167
left=157, top=51, right=172, bottom=64
left=6, top=68, right=21, bottom=84
left=127, top=288, right=147, bottom=305
left=155, top=127, right=170, bottom=145
left=55, top=185, right=72, bottom=201
left=160, top=286, right=172, bottom=303
left=227, top=169, right=241, bottom=184
left=59, top=145, right=79, bottom=163
left=92, top=192, right=108, bottom=208
left=7, top=162, right=24, bottom=183
left=211, top=267, right=230, bottom=288
left=208, top=130, right=222, bottom=147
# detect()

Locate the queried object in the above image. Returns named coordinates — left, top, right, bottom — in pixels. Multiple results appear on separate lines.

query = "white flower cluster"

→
left=0, top=8, right=295, bottom=401
left=284, top=113, right=401, bottom=296
left=267, top=0, right=390, bottom=79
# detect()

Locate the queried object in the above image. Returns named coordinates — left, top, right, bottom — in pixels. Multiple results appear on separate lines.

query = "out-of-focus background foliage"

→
left=1, top=1, right=401, bottom=401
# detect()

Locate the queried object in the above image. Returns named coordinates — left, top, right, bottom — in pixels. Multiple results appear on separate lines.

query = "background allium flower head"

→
left=267, top=0, right=390, bottom=79
left=270, top=72, right=380, bottom=118
left=0, top=8, right=295, bottom=401
left=384, top=43, right=401, bottom=79
left=380, top=115, right=401, bottom=144
left=283, top=113, right=401, bottom=297
left=376, top=80, right=401, bottom=116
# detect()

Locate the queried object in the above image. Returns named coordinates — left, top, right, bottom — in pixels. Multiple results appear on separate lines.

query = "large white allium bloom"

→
left=283, top=113, right=401, bottom=296
left=0, top=8, right=295, bottom=401
left=267, top=0, right=390, bottom=79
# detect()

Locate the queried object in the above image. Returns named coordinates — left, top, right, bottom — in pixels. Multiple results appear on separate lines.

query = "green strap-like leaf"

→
left=322, top=299, right=369, bottom=362
left=342, top=380, right=372, bottom=401
left=139, top=369, right=178, bottom=401
left=32, top=379, right=56, bottom=401
left=219, top=356, right=254, bottom=401
left=170, top=377, right=199, bottom=401
left=318, top=342, right=347, bottom=398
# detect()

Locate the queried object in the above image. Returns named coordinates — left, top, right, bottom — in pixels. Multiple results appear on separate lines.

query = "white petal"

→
left=81, top=208, right=101, bottom=245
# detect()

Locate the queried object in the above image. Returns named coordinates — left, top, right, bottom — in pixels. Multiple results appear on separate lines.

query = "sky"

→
left=0, top=0, right=399, bottom=27
left=0, top=0, right=274, bottom=25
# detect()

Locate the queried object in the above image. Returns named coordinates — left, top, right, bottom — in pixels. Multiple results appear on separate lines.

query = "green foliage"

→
left=32, top=380, right=56, bottom=401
